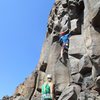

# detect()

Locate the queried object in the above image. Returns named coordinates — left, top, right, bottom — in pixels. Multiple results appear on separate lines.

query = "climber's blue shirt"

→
left=59, top=32, right=72, bottom=44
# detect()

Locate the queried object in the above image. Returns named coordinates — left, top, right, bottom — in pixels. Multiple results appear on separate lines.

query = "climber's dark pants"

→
left=60, top=43, right=69, bottom=58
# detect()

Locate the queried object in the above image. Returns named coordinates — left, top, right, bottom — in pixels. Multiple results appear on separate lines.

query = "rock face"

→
left=3, top=0, right=100, bottom=100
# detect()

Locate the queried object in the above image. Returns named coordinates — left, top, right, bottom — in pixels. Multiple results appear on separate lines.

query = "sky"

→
left=0, top=0, right=54, bottom=99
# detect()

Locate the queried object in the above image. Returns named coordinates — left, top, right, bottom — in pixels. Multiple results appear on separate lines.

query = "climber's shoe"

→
left=59, top=57, right=65, bottom=64
left=59, top=57, right=63, bottom=62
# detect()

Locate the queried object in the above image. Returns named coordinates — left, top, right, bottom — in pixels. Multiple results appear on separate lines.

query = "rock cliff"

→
left=3, top=0, right=100, bottom=100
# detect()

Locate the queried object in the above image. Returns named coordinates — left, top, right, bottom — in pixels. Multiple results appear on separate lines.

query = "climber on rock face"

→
left=59, top=29, right=72, bottom=61
left=41, top=74, right=54, bottom=100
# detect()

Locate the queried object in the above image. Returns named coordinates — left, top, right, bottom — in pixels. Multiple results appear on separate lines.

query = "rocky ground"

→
left=2, top=0, right=100, bottom=100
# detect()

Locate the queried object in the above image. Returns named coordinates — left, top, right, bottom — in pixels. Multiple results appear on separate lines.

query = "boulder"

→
left=71, top=73, right=83, bottom=84
left=58, top=84, right=81, bottom=100
left=78, top=90, right=98, bottom=100
left=69, top=55, right=79, bottom=75
left=79, top=54, right=92, bottom=75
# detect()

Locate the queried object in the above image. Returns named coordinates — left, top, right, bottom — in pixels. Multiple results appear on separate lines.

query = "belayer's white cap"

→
left=47, top=74, right=52, bottom=79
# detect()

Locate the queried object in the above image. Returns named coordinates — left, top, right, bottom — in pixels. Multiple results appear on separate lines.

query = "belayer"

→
left=41, top=74, right=54, bottom=100
left=59, top=29, right=72, bottom=61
